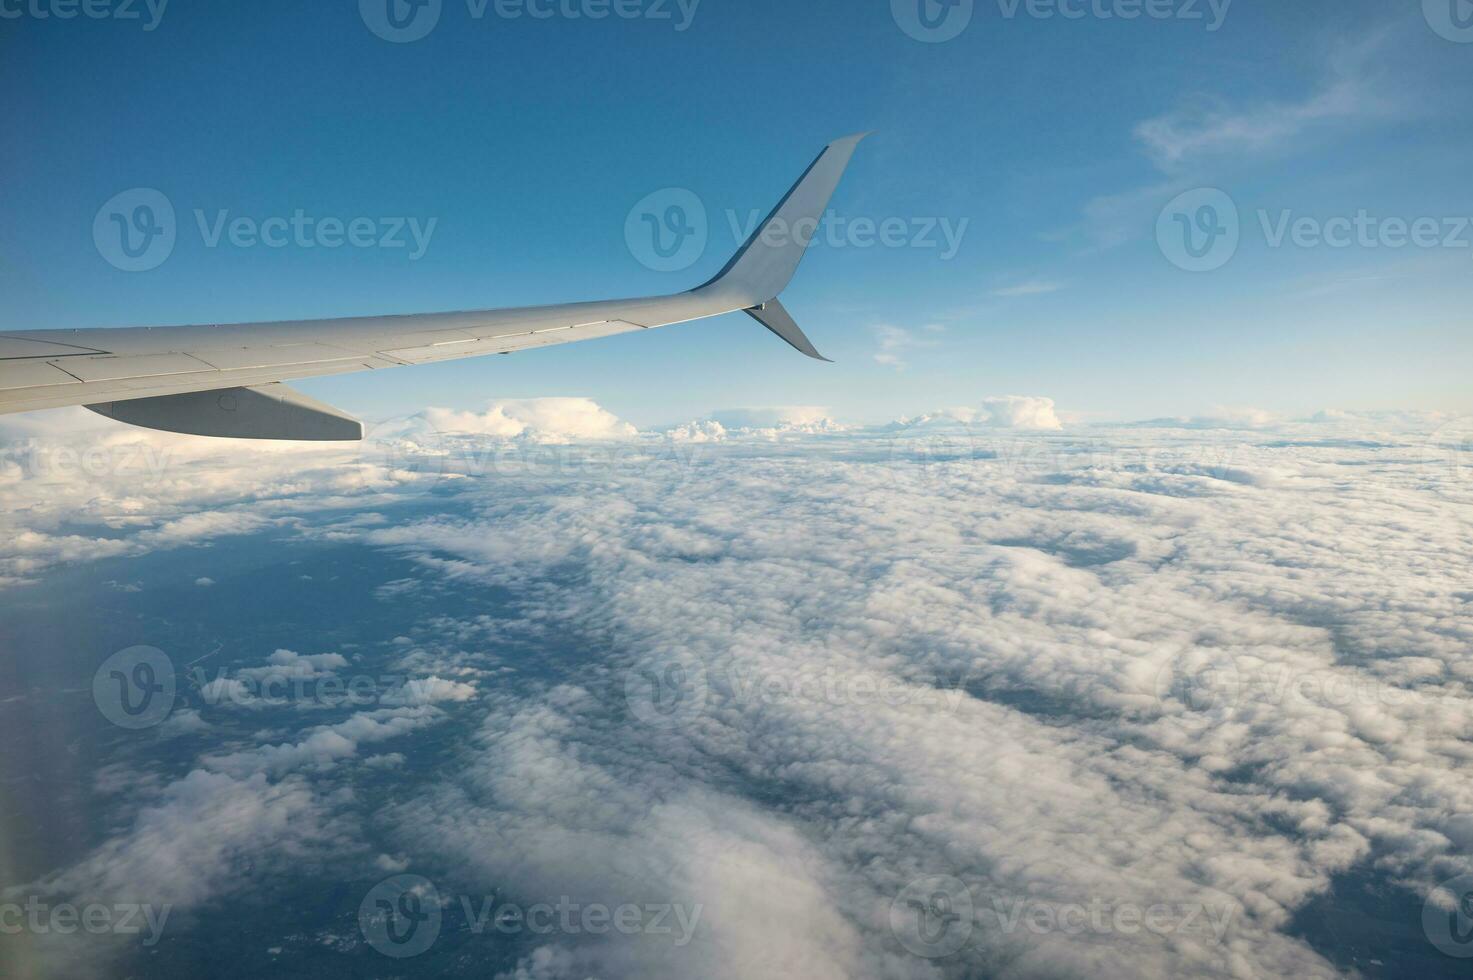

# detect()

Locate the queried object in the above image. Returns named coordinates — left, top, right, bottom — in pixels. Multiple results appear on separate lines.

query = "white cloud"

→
left=991, top=280, right=1063, bottom=298
left=6, top=408, right=1473, bottom=978
left=1133, top=32, right=1399, bottom=171
left=871, top=324, right=940, bottom=370
left=979, top=395, right=1063, bottom=430
left=424, top=397, right=637, bottom=443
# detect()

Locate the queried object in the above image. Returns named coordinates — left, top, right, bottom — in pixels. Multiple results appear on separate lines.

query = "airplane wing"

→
left=0, top=133, right=869, bottom=440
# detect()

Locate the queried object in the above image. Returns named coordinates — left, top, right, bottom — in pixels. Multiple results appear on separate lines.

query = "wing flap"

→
left=85, top=383, right=363, bottom=441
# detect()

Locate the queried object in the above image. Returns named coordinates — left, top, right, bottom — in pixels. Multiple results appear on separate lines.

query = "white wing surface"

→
left=0, top=134, right=868, bottom=439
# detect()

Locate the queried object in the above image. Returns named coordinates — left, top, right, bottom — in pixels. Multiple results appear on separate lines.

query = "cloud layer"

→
left=3, top=402, right=1471, bottom=978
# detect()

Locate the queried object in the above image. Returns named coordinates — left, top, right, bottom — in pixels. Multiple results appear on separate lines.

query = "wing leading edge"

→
left=0, top=134, right=869, bottom=439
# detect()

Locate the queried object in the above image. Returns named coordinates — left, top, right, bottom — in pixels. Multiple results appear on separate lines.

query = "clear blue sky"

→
left=4, top=0, right=1471, bottom=426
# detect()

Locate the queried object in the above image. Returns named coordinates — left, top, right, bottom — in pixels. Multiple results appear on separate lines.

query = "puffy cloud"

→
left=352, top=417, right=1470, bottom=978
left=423, top=397, right=637, bottom=443
left=665, top=420, right=728, bottom=444
left=892, top=397, right=1063, bottom=431
left=201, top=706, right=446, bottom=777
left=978, top=395, right=1063, bottom=430
left=5, top=408, right=1473, bottom=978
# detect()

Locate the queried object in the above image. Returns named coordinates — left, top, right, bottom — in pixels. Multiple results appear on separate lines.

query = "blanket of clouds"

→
left=0, top=398, right=1470, bottom=979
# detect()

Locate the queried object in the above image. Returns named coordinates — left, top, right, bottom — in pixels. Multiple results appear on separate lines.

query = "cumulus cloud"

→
left=423, top=397, right=637, bottom=443
left=893, top=396, right=1063, bottom=431
left=978, top=395, right=1063, bottom=430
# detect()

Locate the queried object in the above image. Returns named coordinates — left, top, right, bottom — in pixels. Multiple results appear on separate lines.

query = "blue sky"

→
left=4, top=0, right=1471, bottom=426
